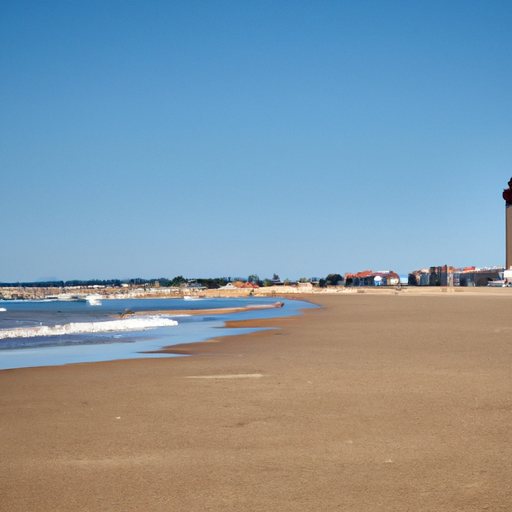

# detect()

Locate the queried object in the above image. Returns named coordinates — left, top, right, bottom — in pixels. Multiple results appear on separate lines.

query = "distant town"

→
left=0, top=265, right=508, bottom=300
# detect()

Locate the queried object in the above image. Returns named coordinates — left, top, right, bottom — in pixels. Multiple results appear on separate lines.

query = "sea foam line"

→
left=0, top=316, right=178, bottom=339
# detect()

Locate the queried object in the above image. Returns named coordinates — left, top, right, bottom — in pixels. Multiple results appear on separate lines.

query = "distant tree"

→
left=262, top=279, right=273, bottom=287
left=325, top=274, right=343, bottom=286
left=170, top=275, right=187, bottom=287
left=319, top=278, right=327, bottom=288
left=283, top=278, right=291, bottom=285
left=299, top=277, right=307, bottom=283
left=248, top=274, right=259, bottom=283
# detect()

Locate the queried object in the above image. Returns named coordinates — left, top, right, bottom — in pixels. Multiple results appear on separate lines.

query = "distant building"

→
left=345, top=270, right=400, bottom=287
left=181, top=281, right=207, bottom=290
left=453, top=267, right=503, bottom=287
left=409, top=265, right=503, bottom=286
left=230, top=281, right=259, bottom=289
left=239, top=282, right=260, bottom=289
left=217, top=283, right=238, bottom=290
left=271, top=274, right=282, bottom=286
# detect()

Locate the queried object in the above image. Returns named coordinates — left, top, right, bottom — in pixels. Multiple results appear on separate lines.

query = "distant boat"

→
left=183, top=296, right=202, bottom=301
left=86, top=295, right=102, bottom=306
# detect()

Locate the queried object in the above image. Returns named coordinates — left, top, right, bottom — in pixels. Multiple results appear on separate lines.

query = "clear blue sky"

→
left=1, top=0, right=511, bottom=282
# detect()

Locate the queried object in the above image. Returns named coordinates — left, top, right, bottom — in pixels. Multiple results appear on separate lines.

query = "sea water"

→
left=0, top=297, right=315, bottom=370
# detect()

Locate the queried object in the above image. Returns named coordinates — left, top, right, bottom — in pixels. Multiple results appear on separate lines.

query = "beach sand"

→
left=1, top=290, right=512, bottom=511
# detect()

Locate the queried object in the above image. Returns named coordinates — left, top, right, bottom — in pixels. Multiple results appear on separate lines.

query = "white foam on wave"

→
left=0, top=308, right=6, bottom=312
left=0, top=316, right=178, bottom=339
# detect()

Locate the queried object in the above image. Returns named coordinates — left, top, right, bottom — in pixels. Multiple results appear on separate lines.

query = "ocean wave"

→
left=0, top=316, right=178, bottom=339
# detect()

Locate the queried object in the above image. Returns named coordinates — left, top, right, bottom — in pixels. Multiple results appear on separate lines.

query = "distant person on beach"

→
left=503, top=177, right=512, bottom=205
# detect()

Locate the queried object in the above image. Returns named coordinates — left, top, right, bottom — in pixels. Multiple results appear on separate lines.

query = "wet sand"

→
left=129, top=301, right=285, bottom=318
left=1, top=291, right=512, bottom=511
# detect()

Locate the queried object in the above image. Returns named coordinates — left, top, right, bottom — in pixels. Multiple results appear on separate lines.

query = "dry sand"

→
left=1, top=290, right=512, bottom=511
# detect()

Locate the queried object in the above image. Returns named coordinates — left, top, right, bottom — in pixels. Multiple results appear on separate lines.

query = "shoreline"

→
left=0, top=297, right=312, bottom=371
left=143, top=304, right=321, bottom=356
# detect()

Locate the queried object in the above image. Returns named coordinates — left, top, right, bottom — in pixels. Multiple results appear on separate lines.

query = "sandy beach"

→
left=1, top=290, right=512, bottom=511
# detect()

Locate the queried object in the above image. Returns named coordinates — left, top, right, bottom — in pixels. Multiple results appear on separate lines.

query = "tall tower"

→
left=504, top=178, right=512, bottom=269
left=507, top=208, right=512, bottom=270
